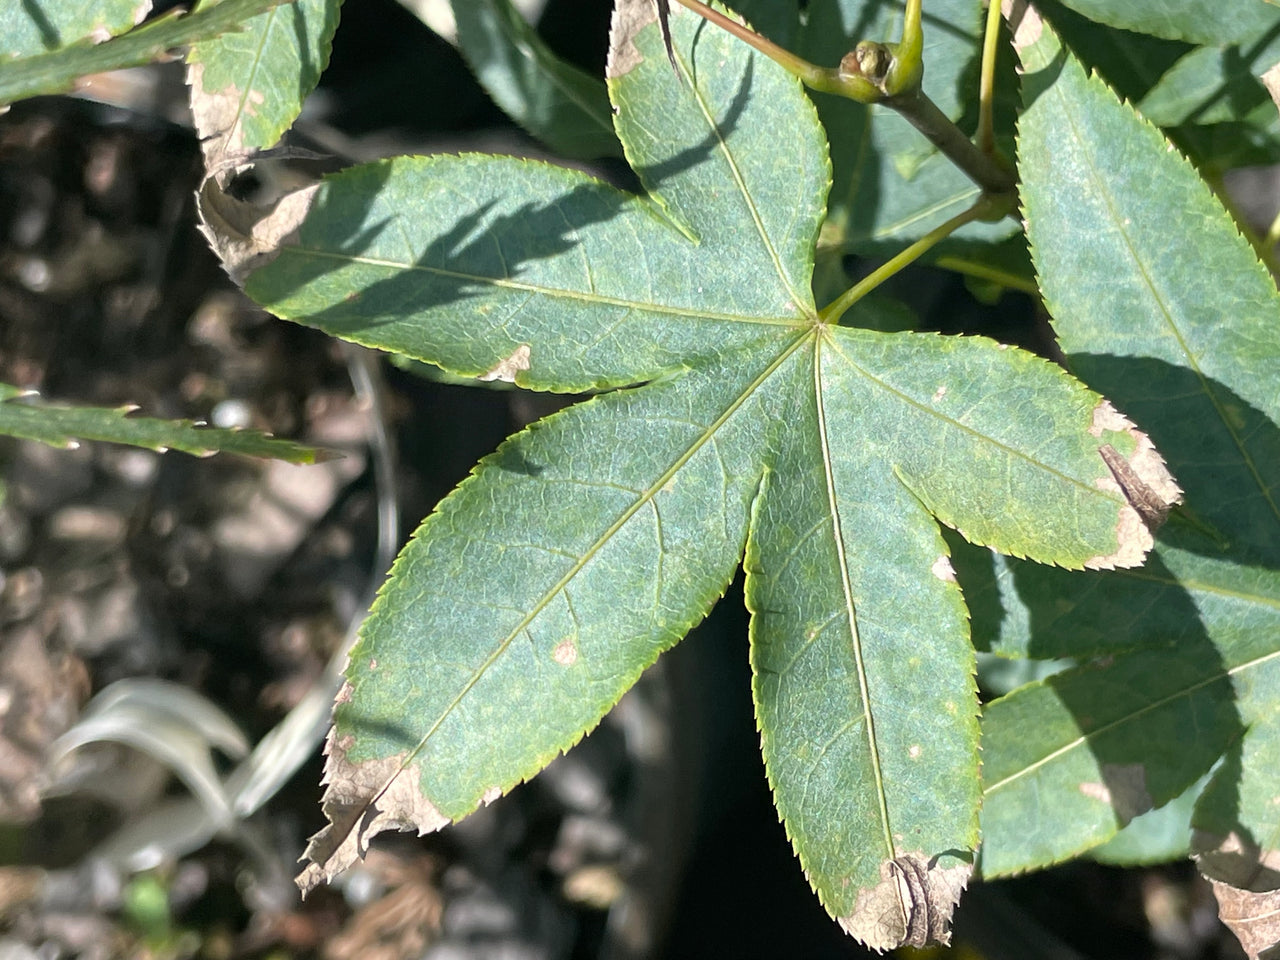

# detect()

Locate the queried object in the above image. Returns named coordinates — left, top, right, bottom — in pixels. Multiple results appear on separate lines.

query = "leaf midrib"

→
left=229, top=8, right=275, bottom=150
left=822, top=332, right=1115, bottom=502
left=279, top=246, right=803, bottom=326
left=982, top=643, right=1280, bottom=797
left=672, top=18, right=814, bottom=318
left=1109, top=561, right=1280, bottom=611
left=814, top=328, right=897, bottom=860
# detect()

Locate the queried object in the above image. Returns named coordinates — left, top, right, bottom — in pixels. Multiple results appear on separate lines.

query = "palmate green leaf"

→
left=977, top=6, right=1280, bottom=887
left=0, top=0, right=295, bottom=107
left=800, top=0, right=1019, bottom=265
left=247, top=1, right=1169, bottom=947
left=450, top=0, right=621, bottom=160
left=1, top=0, right=149, bottom=60
left=1055, top=0, right=1278, bottom=44
left=0, top=382, right=330, bottom=463
left=186, top=0, right=341, bottom=166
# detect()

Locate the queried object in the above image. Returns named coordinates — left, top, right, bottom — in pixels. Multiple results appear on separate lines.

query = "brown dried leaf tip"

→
left=187, top=61, right=261, bottom=172
left=1197, top=831, right=1280, bottom=957
left=1086, top=401, right=1182, bottom=570
left=839, top=854, right=971, bottom=951
left=196, top=177, right=318, bottom=285
left=1207, top=881, right=1280, bottom=960
left=297, top=682, right=450, bottom=895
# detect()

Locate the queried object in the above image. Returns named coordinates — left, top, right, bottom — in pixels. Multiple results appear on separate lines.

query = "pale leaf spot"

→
left=1080, top=764, right=1152, bottom=823
left=481, top=786, right=502, bottom=805
left=931, top=555, right=956, bottom=583
left=1079, top=782, right=1111, bottom=804
left=368, top=658, right=378, bottom=671
left=552, top=638, right=578, bottom=666
left=479, top=344, right=531, bottom=383
left=1088, top=399, right=1129, bottom=438
left=931, top=385, right=947, bottom=403
left=186, top=62, right=248, bottom=165
left=909, top=744, right=922, bottom=760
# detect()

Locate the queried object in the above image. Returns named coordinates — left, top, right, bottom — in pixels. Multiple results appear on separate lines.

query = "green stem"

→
left=819, top=196, right=1008, bottom=324
left=670, top=0, right=1016, bottom=197
left=886, top=0, right=923, bottom=95
left=888, top=88, right=1016, bottom=195
left=931, top=255, right=1039, bottom=295
left=977, top=0, right=1004, bottom=156
left=670, top=0, right=882, bottom=101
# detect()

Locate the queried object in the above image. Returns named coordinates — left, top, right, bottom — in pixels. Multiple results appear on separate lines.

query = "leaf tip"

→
left=1084, top=402, right=1181, bottom=570
left=198, top=177, right=320, bottom=285
left=838, top=854, right=971, bottom=951
left=296, top=684, right=451, bottom=895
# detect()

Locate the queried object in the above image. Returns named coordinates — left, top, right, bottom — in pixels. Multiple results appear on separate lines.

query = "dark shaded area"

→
left=18, top=0, right=61, bottom=51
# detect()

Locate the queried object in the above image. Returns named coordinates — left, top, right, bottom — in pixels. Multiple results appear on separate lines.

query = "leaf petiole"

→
left=977, top=0, right=1005, bottom=157
left=818, top=193, right=1014, bottom=325
left=668, top=0, right=881, bottom=101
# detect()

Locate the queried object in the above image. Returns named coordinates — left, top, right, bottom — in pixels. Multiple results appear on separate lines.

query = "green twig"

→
left=669, top=0, right=1016, bottom=197
left=886, top=0, right=923, bottom=95
left=819, top=195, right=1013, bottom=324
left=931, top=257, right=1039, bottom=296
left=887, top=88, right=1016, bottom=195
left=670, top=0, right=881, bottom=101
